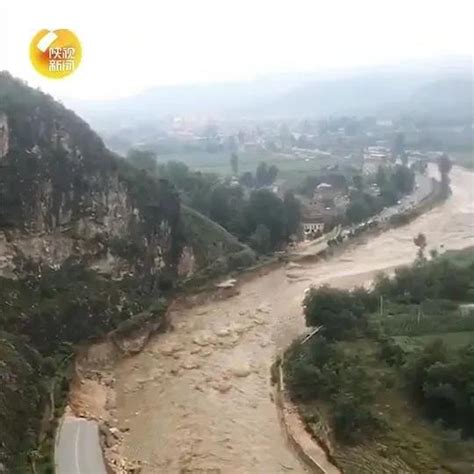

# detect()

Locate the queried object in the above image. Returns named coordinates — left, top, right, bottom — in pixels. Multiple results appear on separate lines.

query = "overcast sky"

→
left=1, top=0, right=472, bottom=101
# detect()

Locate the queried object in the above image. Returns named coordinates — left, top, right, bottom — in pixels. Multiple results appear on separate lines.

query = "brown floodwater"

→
left=114, top=166, right=474, bottom=473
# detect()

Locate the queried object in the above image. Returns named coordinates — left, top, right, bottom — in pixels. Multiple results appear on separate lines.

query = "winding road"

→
left=113, top=165, right=474, bottom=473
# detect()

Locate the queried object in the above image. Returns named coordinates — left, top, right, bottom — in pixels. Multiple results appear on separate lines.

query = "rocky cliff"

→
left=0, top=72, right=254, bottom=472
left=0, top=72, right=186, bottom=284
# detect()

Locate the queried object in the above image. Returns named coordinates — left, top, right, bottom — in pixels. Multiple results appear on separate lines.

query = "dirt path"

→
left=113, top=166, right=474, bottom=473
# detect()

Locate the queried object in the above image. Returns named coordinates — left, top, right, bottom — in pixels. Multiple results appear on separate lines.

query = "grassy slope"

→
left=181, top=205, right=255, bottom=279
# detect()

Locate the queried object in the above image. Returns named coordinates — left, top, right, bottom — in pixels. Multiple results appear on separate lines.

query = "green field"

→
left=441, top=246, right=474, bottom=267
left=394, top=331, right=474, bottom=353
left=156, top=149, right=361, bottom=187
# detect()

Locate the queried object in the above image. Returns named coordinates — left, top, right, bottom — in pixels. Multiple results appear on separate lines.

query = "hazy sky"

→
left=1, top=0, right=472, bottom=101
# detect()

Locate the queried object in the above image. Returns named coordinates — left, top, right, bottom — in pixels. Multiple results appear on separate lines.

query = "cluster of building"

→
left=300, top=182, right=349, bottom=239
left=362, top=145, right=391, bottom=174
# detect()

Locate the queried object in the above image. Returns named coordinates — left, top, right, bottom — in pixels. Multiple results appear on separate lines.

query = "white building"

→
left=302, top=219, right=325, bottom=237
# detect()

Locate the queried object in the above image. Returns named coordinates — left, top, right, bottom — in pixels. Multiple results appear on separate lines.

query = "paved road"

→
left=378, top=173, right=433, bottom=221
left=55, top=416, right=107, bottom=474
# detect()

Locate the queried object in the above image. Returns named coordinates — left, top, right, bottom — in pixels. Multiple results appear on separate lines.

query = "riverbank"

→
left=273, top=358, right=340, bottom=474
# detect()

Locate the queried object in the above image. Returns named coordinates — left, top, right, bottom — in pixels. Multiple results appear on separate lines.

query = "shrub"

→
left=379, top=337, right=406, bottom=366
left=303, top=285, right=375, bottom=339
left=333, top=392, right=386, bottom=444
left=283, top=336, right=343, bottom=401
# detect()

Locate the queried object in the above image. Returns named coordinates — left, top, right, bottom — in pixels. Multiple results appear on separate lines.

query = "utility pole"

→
left=380, top=295, right=384, bottom=318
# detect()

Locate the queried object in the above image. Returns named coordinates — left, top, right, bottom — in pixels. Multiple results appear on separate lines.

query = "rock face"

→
left=0, top=72, right=182, bottom=281
left=0, top=112, right=8, bottom=158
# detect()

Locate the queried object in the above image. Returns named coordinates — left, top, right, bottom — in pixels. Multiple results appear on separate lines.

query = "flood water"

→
left=114, top=166, right=474, bottom=473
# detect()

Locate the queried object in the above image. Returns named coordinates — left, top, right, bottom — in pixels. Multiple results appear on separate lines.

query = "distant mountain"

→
left=68, top=56, right=473, bottom=127
left=251, top=73, right=426, bottom=118
left=406, top=78, right=473, bottom=119
left=68, top=77, right=302, bottom=130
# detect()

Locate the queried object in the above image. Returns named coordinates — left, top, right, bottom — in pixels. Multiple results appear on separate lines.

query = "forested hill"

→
left=0, top=72, right=253, bottom=471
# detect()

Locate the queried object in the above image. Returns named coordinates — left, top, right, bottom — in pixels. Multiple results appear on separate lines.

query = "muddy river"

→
left=113, top=166, right=474, bottom=473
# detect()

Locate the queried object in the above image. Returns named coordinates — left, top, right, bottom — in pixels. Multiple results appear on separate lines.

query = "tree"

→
left=126, top=149, right=157, bottom=174
left=157, top=160, right=190, bottom=188
left=438, top=153, right=453, bottom=197
left=283, top=191, right=301, bottom=239
left=379, top=181, right=398, bottom=207
left=400, top=151, right=408, bottom=166
left=239, top=171, right=254, bottom=188
left=392, top=132, right=405, bottom=160
left=244, top=190, right=286, bottom=249
left=255, top=162, right=268, bottom=187
left=413, top=233, right=427, bottom=261
left=267, top=164, right=279, bottom=185
left=209, top=185, right=245, bottom=234
left=352, top=174, right=364, bottom=192
left=249, top=224, right=272, bottom=254
left=303, top=286, right=370, bottom=339
left=230, top=153, right=239, bottom=176
left=255, top=162, right=279, bottom=187
left=333, top=393, right=383, bottom=444
left=429, top=249, right=439, bottom=260
left=375, top=165, right=387, bottom=188
left=404, top=341, right=474, bottom=434
left=392, top=165, right=415, bottom=195
left=283, top=336, right=342, bottom=401
left=346, top=196, right=373, bottom=224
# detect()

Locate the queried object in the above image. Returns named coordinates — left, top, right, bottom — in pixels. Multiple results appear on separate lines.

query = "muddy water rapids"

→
left=114, top=166, right=474, bottom=473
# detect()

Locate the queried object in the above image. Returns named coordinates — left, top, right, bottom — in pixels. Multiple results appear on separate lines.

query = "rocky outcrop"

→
left=0, top=72, right=182, bottom=282
left=0, top=112, right=8, bottom=158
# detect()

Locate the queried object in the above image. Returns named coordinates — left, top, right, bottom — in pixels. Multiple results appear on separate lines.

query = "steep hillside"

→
left=0, top=72, right=184, bottom=282
left=0, top=72, right=254, bottom=472
left=181, top=205, right=255, bottom=282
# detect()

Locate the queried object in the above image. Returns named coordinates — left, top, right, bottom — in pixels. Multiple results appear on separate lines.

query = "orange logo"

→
left=30, top=29, right=82, bottom=79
